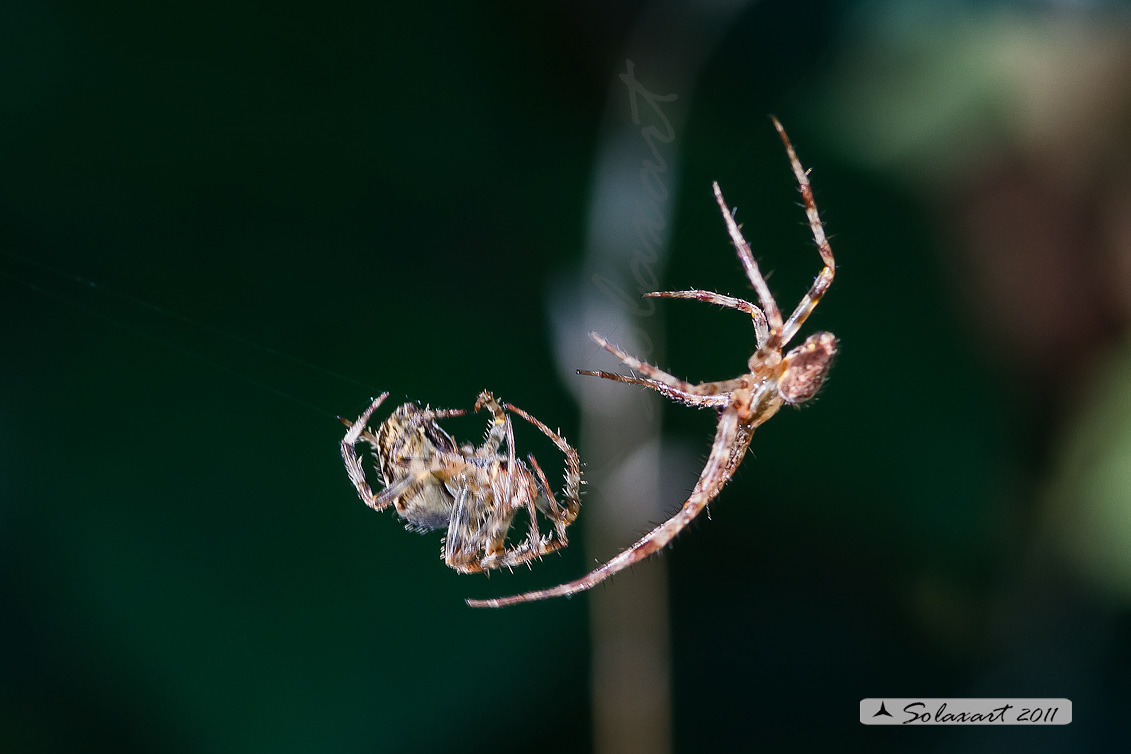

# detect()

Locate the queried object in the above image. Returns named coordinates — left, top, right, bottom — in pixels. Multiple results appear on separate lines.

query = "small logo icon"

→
left=873, top=701, right=893, bottom=718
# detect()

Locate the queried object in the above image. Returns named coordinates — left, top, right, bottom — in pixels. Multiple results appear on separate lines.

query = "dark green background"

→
left=3, top=1, right=1127, bottom=752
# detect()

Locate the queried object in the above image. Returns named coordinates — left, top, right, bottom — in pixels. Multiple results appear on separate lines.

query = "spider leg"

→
left=644, top=290, right=769, bottom=347
left=475, top=417, right=559, bottom=572
left=525, top=452, right=571, bottom=540
left=587, top=331, right=728, bottom=401
left=406, top=407, right=467, bottom=426
left=465, top=416, right=530, bottom=567
left=577, top=369, right=730, bottom=408
left=363, top=472, right=431, bottom=513
left=771, top=117, right=835, bottom=346
left=341, top=393, right=398, bottom=510
left=473, top=390, right=507, bottom=455
left=485, top=535, right=568, bottom=571
left=338, top=416, right=380, bottom=447
left=412, top=407, right=466, bottom=419
left=340, top=393, right=390, bottom=442
left=400, top=407, right=466, bottom=458
left=713, top=182, right=782, bottom=335
left=467, top=406, right=747, bottom=607
left=444, top=485, right=492, bottom=573
left=503, top=415, right=542, bottom=553
left=482, top=473, right=572, bottom=570
left=343, top=448, right=438, bottom=515
left=499, top=401, right=582, bottom=526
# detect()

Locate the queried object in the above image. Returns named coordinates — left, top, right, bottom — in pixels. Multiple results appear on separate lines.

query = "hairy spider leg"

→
left=342, top=422, right=381, bottom=446
left=478, top=414, right=519, bottom=560
left=340, top=393, right=391, bottom=439
left=449, top=393, right=585, bottom=574
left=587, top=331, right=732, bottom=400
left=404, top=406, right=467, bottom=433
left=586, top=331, right=748, bottom=404
left=770, top=117, right=836, bottom=346
left=340, top=393, right=393, bottom=510
left=488, top=530, right=569, bottom=571
left=444, top=485, right=489, bottom=571
left=351, top=465, right=427, bottom=513
left=504, top=415, right=544, bottom=554
left=577, top=368, right=731, bottom=408
left=644, top=290, right=769, bottom=347
left=713, top=182, right=782, bottom=332
left=500, top=400, right=582, bottom=526
left=712, top=183, right=786, bottom=374
left=473, top=390, right=508, bottom=456
left=524, top=453, right=569, bottom=540
left=443, top=415, right=520, bottom=573
left=477, top=415, right=573, bottom=572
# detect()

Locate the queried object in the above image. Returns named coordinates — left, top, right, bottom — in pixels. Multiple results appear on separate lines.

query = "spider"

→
left=467, top=117, right=837, bottom=608
left=340, top=390, right=581, bottom=575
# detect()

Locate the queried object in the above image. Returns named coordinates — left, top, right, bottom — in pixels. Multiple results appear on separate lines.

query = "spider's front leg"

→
left=340, top=393, right=395, bottom=511
left=577, top=369, right=730, bottom=408
left=644, top=290, right=770, bottom=346
left=713, top=181, right=782, bottom=340
left=580, top=331, right=736, bottom=410
left=581, top=332, right=730, bottom=407
left=770, top=117, right=836, bottom=346
left=587, top=332, right=690, bottom=389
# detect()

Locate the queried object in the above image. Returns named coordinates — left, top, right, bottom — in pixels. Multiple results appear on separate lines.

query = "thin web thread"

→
left=2, top=252, right=377, bottom=418
left=3, top=249, right=379, bottom=393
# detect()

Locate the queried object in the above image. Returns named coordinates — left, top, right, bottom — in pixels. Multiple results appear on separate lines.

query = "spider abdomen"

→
left=777, top=331, right=838, bottom=404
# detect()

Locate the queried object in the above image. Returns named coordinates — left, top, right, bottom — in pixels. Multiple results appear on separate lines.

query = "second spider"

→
left=341, top=391, right=581, bottom=576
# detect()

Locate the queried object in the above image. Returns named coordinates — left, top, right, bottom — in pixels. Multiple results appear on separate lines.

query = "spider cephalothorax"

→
left=341, top=391, right=580, bottom=574
left=468, top=118, right=836, bottom=607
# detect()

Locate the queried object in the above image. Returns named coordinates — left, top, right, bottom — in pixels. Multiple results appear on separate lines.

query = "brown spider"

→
left=340, top=390, right=581, bottom=575
left=467, top=117, right=836, bottom=608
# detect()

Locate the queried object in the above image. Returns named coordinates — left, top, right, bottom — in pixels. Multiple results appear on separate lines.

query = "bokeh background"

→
left=3, top=0, right=1131, bottom=751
